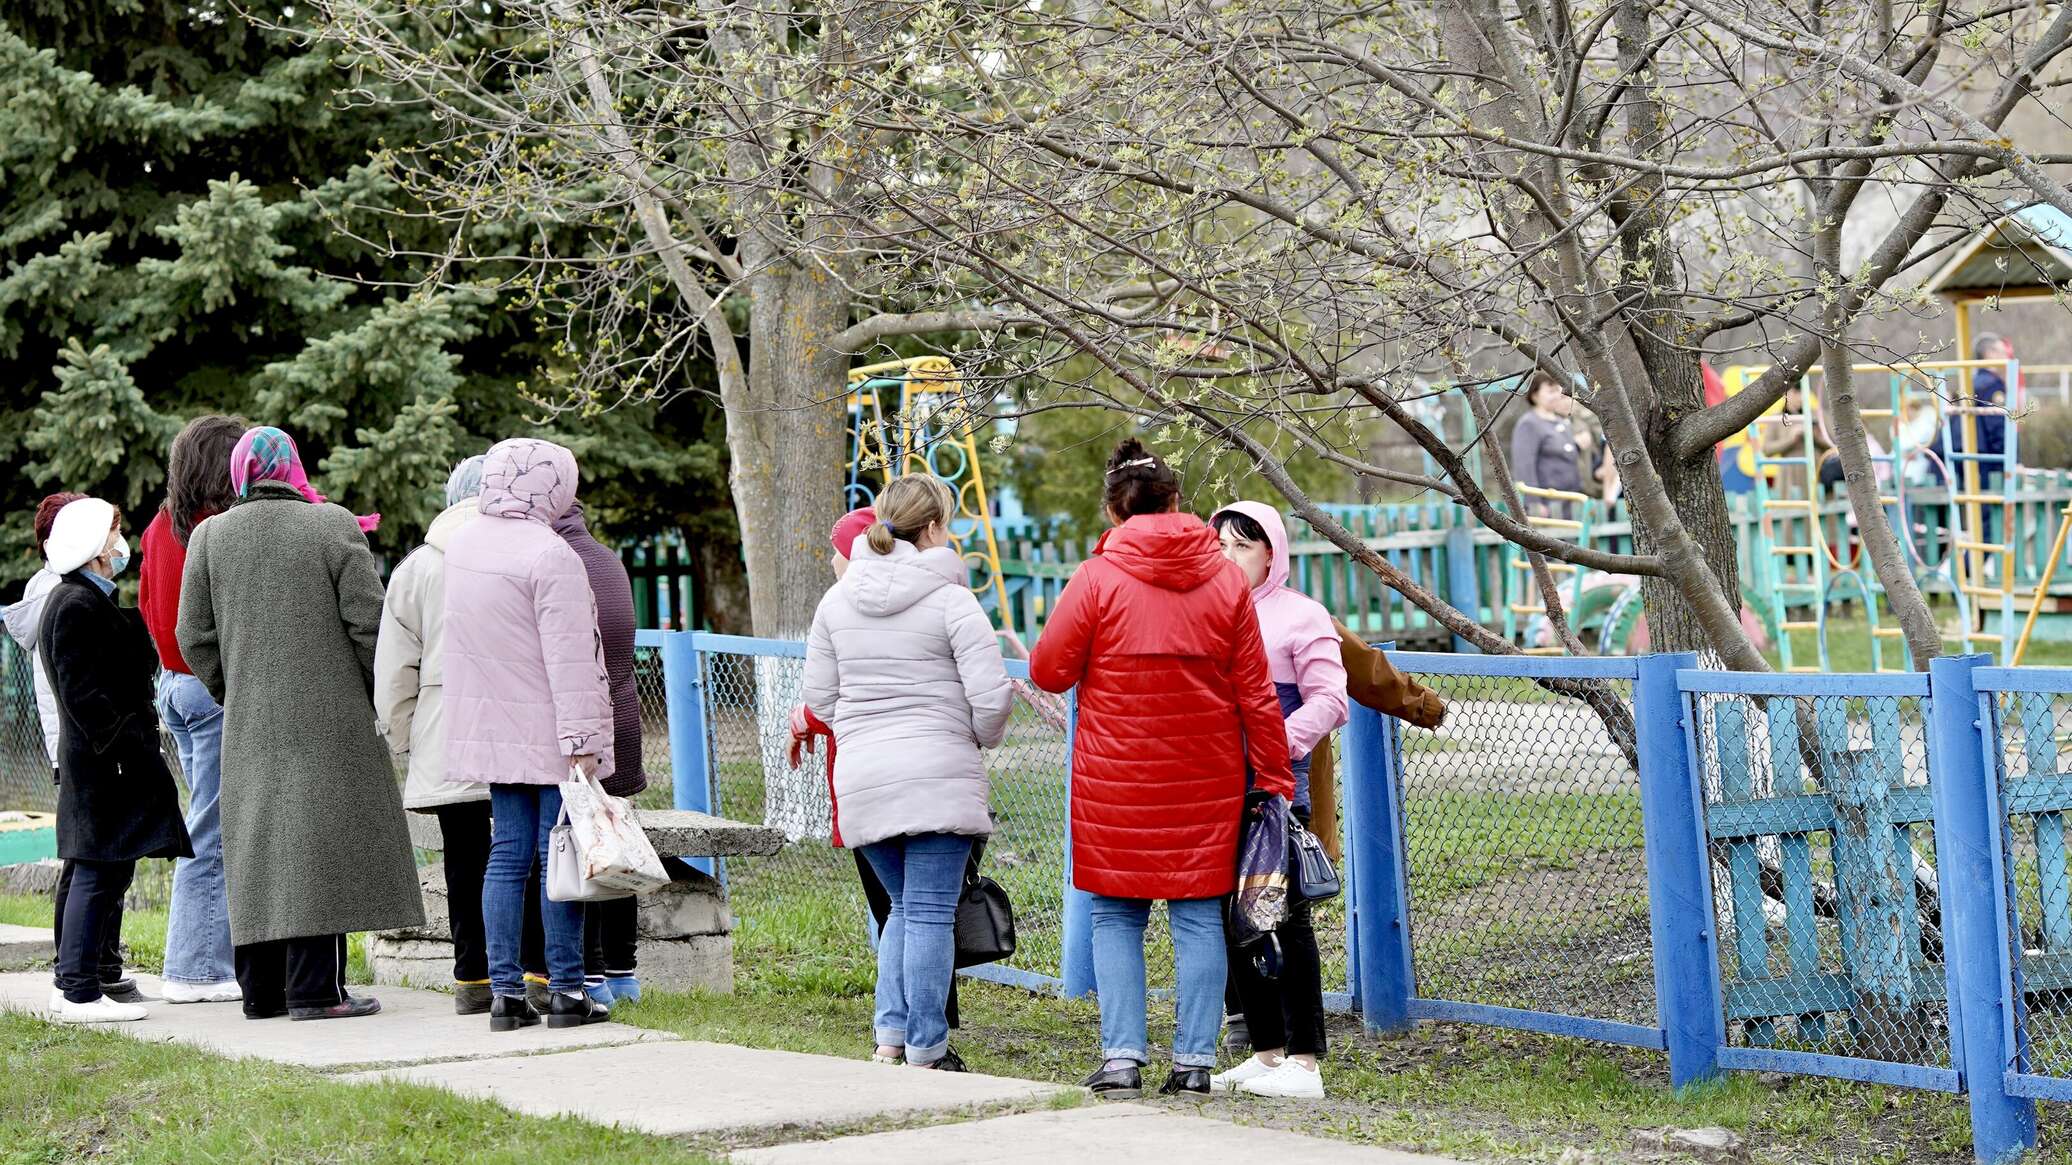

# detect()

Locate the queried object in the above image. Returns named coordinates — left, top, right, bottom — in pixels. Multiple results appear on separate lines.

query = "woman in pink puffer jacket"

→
left=443, top=438, right=614, bottom=1032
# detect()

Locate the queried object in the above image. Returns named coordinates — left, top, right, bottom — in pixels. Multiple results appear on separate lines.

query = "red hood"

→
left=1094, top=512, right=1229, bottom=591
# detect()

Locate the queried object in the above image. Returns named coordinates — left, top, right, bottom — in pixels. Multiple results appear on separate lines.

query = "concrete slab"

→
left=0, top=973, right=675, bottom=1069
left=732, top=1104, right=1466, bottom=1164
left=0, top=925, right=54, bottom=969
left=345, top=1040, right=1066, bottom=1135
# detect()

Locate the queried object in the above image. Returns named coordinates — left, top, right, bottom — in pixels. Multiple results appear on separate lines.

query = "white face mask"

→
left=106, top=535, right=131, bottom=577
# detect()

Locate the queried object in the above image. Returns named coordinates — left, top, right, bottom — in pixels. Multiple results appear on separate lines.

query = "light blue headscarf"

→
left=445, top=455, right=488, bottom=508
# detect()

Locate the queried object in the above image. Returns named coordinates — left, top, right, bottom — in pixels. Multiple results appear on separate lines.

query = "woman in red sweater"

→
left=1029, top=439, right=1294, bottom=1099
left=139, top=415, right=247, bottom=1004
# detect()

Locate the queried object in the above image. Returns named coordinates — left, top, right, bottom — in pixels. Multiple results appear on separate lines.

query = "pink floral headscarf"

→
left=229, top=426, right=381, bottom=533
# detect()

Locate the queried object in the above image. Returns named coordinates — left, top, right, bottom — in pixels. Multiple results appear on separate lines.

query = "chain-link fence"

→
left=1689, top=686, right=1950, bottom=1069
left=1991, top=685, right=2072, bottom=1079
left=0, top=632, right=58, bottom=814
left=1390, top=666, right=1654, bottom=1027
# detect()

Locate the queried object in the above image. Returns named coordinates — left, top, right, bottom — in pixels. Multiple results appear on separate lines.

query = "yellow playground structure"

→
left=844, top=356, right=1014, bottom=633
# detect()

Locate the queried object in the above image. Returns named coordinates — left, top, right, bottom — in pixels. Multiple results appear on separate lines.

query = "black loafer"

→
left=489, top=994, right=540, bottom=1032
left=290, top=996, right=381, bottom=1021
left=243, top=1006, right=287, bottom=1021
left=1160, top=1067, right=1212, bottom=1095
left=547, top=990, right=610, bottom=1028
left=1081, top=1063, right=1142, bottom=1099
left=454, top=983, right=493, bottom=1016
left=915, top=1047, right=967, bottom=1072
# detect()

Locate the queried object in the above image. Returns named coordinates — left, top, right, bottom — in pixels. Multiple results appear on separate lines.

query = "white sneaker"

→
left=161, top=979, right=243, bottom=1004
left=1210, top=1055, right=1277, bottom=1093
left=48, top=989, right=147, bottom=1024
left=1237, top=1058, right=1325, bottom=1099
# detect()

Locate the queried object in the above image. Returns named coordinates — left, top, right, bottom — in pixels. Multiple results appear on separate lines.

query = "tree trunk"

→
left=732, top=267, right=853, bottom=639
left=1632, top=353, right=1745, bottom=656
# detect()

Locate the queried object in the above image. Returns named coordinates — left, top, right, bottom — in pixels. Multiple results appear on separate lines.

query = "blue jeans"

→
left=1090, top=895, right=1226, bottom=1069
left=860, top=833, right=972, bottom=1064
left=485, top=784, right=584, bottom=996
left=158, top=671, right=234, bottom=985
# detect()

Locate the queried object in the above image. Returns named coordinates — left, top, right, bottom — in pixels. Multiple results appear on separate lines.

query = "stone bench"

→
left=371, top=808, right=783, bottom=995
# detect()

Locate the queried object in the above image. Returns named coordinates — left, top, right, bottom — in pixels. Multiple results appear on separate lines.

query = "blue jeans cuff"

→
left=1172, top=1051, right=1217, bottom=1069
left=875, top=1026, right=906, bottom=1047
left=907, top=1037, right=950, bottom=1064
left=1101, top=1048, right=1147, bottom=1065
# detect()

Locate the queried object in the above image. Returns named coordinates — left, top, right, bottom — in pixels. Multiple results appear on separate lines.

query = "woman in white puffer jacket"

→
left=803, top=474, right=1012, bottom=1071
left=373, top=456, right=493, bottom=1014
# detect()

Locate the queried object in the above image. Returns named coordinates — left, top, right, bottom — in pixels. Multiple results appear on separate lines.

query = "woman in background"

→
left=140, top=414, right=247, bottom=1004
left=375, top=455, right=493, bottom=1015
left=179, top=426, right=421, bottom=1020
left=1208, top=501, right=1348, bottom=1100
left=41, top=497, right=191, bottom=1023
left=443, top=438, right=614, bottom=1031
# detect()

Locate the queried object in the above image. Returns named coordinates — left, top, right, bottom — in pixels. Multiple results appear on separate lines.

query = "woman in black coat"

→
left=40, top=497, right=191, bottom=1023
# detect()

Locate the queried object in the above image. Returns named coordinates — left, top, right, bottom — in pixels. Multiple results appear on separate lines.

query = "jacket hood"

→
left=841, top=539, right=966, bottom=617
left=1095, top=511, right=1228, bottom=591
left=549, top=499, right=591, bottom=542
left=478, top=439, right=579, bottom=525
left=424, top=498, right=480, bottom=552
left=1211, top=500, right=1290, bottom=603
left=3, top=569, right=57, bottom=653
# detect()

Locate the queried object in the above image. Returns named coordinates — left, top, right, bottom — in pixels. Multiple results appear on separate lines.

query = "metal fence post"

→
left=1928, top=653, right=2036, bottom=1164
left=1345, top=699, right=1413, bottom=1034
left=661, top=630, right=717, bottom=878
left=1060, top=688, right=1096, bottom=997
left=1633, top=652, right=1725, bottom=1091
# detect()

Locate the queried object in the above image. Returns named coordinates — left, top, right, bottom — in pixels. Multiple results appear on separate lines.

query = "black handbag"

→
left=954, top=865, right=1017, bottom=968
left=1289, top=815, right=1341, bottom=904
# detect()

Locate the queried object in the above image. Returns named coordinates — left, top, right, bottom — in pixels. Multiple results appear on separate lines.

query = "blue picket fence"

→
left=637, top=632, right=2072, bottom=1163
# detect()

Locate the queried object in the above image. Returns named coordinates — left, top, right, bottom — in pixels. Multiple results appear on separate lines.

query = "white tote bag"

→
left=548, top=767, right=670, bottom=901
left=546, top=807, right=635, bottom=903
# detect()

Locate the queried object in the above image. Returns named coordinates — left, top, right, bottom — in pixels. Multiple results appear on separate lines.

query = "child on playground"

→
left=1208, top=501, right=1349, bottom=1100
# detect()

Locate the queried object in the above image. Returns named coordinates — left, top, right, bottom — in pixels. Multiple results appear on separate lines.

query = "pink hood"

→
left=1211, top=500, right=1349, bottom=760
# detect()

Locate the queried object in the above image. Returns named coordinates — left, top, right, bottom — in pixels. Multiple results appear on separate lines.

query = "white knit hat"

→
left=44, top=498, right=117, bottom=575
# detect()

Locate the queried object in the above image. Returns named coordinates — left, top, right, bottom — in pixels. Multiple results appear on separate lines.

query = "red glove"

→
left=788, top=704, right=832, bottom=768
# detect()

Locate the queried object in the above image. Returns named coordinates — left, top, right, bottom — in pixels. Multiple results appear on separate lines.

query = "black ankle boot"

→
left=489, top=994, right=541, bottom=1033
left=547, top=990, right=610, bottom=1028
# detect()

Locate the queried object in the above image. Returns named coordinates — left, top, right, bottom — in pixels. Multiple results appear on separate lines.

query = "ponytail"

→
left=860, top=475, right=955, bottom=554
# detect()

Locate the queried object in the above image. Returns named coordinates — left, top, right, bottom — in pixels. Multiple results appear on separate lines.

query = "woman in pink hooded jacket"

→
left=1208, top=500, right=1348, bottom=1101
left=443, top=438, right=615, bottom=1033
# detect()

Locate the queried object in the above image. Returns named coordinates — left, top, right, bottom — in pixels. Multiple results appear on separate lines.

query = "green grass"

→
left=0, top=1012, right=716, bottom=1164
left=1405, top=791, right=1643, bottom=896
left=1767, top=605, right=2072, bottom=672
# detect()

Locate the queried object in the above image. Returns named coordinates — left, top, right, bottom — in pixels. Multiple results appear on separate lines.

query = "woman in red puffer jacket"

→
left=1030, top=438, right=1294, bottom=1101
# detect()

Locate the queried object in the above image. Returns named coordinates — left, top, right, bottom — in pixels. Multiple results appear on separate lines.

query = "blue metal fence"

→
left=628, top=631, right=2072, bottom=1162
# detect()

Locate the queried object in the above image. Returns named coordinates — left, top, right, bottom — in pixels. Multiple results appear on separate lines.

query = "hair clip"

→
left=1106, top=456, right=1158, bottom=477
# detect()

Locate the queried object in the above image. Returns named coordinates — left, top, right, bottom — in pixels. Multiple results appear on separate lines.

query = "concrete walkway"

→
left=1, top=968, right=1461, bottom=1163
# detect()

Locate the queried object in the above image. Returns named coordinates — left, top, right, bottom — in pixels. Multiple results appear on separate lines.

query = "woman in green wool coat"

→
left=176, top=425, right=424, bottom=1021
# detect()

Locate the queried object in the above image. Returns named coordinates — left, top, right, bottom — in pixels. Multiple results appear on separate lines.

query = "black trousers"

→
left=520, top=856, right=549, bottom=980
left=54, top=859, right=134, bottom=1003
left=585, top=897, right=638, bottom=976
left=236, top=933, right=347, bottom=1016
left=1227, top=900, right=1328, bottom=1058
left=857, top=848, right=959, bottom=1028
left=53, top=858, right=127, bottom=988
left=433, top=802, right=492, bottom=983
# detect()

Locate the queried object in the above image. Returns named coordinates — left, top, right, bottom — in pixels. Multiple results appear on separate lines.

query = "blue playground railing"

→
left=634, top=631, right=2071, bottom=1163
